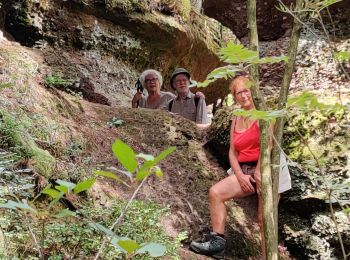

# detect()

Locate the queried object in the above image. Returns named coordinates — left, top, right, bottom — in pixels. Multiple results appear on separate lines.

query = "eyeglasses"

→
left=235, top=89, right=250, bottom=97
left=145, top=78, right=158, bottom=84
left=175, top=79, right=189, bottom=85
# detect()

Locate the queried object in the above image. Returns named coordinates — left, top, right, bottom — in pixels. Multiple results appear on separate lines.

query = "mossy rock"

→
left=0, top=110, right=55, bottom=178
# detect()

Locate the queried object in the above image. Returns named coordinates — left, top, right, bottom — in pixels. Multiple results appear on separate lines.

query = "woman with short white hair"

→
left=132, top=69, right=175, bottom=109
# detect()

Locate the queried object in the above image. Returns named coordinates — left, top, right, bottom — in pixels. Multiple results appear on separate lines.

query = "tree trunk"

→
left=271, top=0, right=303, bottom=241
left=247, top=0, right=266, bottom=110
left=247, top=0, right=277, bottom=259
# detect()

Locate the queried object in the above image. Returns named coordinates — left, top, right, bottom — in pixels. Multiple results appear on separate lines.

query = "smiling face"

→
left=173, top=74, right=190, bottom=95
left=230, top=76, right=255, bottom=110
left=144, top=73, right=160, bottom=93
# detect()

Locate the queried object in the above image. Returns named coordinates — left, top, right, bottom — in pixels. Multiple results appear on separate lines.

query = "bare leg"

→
left=209, top=174, right=255, bottom=234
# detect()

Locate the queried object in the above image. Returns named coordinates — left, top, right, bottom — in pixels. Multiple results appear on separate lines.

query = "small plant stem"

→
left=93, top=176, right=148, bottom=260
left=328, top=191, right=347, bottom=260
left=24, top=217, right=43, bottom=259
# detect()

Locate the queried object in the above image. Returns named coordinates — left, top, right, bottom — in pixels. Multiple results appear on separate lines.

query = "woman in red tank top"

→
left=190, top=74, right=266, bottom=259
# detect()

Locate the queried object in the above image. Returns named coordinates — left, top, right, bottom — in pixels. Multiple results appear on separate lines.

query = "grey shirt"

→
left=169, top=91, right=208, bottom=124
left=139, top=91, right=176, bottom=109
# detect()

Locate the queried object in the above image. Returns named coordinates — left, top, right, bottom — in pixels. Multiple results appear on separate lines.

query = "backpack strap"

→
left=168, top=99, right=174, bottom=111
left=194, top=96, right=200, bottom=108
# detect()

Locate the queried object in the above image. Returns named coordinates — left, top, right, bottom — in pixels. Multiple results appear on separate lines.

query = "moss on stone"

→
left=105, top=0, right=150, bottom=14
left=0, top=110, right=55, bottom=178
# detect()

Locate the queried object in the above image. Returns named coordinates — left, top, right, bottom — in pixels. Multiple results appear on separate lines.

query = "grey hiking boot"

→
left=190, top=232, right=226, bottom=259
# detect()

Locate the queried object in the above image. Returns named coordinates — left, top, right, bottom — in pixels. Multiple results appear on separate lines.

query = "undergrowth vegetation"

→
left=2, top=200, right=186, bottom=259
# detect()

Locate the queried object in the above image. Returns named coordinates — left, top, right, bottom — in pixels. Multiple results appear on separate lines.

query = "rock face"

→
left=1, top=0, right=237, bottom=106
left=203, top=0, right=350, bottom=41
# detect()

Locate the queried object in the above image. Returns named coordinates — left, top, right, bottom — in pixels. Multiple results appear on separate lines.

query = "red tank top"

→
left=233, top=120, right=260, bottom=162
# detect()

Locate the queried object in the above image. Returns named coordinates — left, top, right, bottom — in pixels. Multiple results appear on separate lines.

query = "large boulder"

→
left=1, top=0, right=237, bottom=106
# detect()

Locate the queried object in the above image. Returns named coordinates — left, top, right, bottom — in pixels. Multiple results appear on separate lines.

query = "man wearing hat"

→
left=168, top=68, right=208, bottom=124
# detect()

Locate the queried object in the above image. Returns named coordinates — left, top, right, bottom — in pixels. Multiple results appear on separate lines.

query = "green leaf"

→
left=118, top=240, right=140, bottom=254
left=48, top=192, right=65, bottom=208
left=111, top=237, right=127, bottom=253
left=112, top=139, right=138, bottom=173
left=55, top=185, right=68, bottom=193
left=136, top=153, right=155, bottom=161
left=41, top=188, right=62, bottom=199
left=136, top=147, right=175, bottom=181
left=94, top=170, right=125, bottom=183
left=56, top=179, right=76, bottom=192
left=195, top=66, right=242, bottom=88
left=55, top=209, right=77, bottom=218
left=322, top=0, right=342, bottom=8
left=334, top=51, right=350, bottom=62
left=88, top=222, right=116, bottom=237
left=0, top=200, right=36, bottom=212
left=136, top=160, right=154, bottom=181
left=136, top=243, right=166, bottom=257
left=218, top=42, right=287, bottom=65
left=219, top=42, right=258, bottom=64
left=0, top=201, right=16, bottom=210
left=73, top=178, right=95, bottom=194
left=153, top=166, right=163, bottom=178
left=153, top=147, right=176, bottom=164
left=343, top=207, right=350, bottom=214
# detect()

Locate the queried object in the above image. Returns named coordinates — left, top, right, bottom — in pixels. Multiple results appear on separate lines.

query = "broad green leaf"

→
left=322, top=0, right=342, bottom=8
left=0, top=200, right=36, bottom=212
left=286, top=91, right=342, bottom=111
left=195, top=66, right=242, bottom=88
left=219, top=42, right=258, bottom=64
left=94, top=170, right=125, bottom=183
left=136, top=160, right=154, bottom=181
left=42, top=188, right=62, bottom=199
left=334, top=51, right=350, bottom=62
left=111, top=237, right=127, bottom=253
left=55, top=208, right=77, bottom=218
left=106, top=166, right=133, bottom=178
left=48, top=192, right=65, bottom=208
left=89, top=222, right=116, bottom=237
left=73, top=178, right=95, bottom=194
left=153, top=147, right=176, bottom=164
left=153, top=166, right=164, bottom=178
left=0, top=201, right=17, bottom=210
left=136, top=153, right=155, bottom=161
left=343, top=207, right=350, bottom=213
left=112, top=139, right=138, bottom=173
left=56, top=179, right=76, bottom=192
left=218, top=42, right=287, bottom=65
left=118, top=240, right=140, bottom=254
left=55, top=185, right=68, bottom=193
left=136, top=147, right=175, bottom=181
left=136, top=243, right=166, bottom=257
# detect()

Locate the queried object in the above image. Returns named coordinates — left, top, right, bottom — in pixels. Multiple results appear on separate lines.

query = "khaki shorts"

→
left=227, top=153, right=292, bottom=193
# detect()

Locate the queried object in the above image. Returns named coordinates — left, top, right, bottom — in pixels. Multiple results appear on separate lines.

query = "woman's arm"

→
left=229, top=117, right=255, bottom=193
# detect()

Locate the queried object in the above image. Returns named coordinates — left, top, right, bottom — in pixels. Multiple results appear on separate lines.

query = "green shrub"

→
left=0, top=110, right=55, bottom=177
left=45, top=74, right=73, bottom=89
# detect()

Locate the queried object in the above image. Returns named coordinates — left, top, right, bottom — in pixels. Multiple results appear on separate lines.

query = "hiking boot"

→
left=190, top=232, right=226, bottom=259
